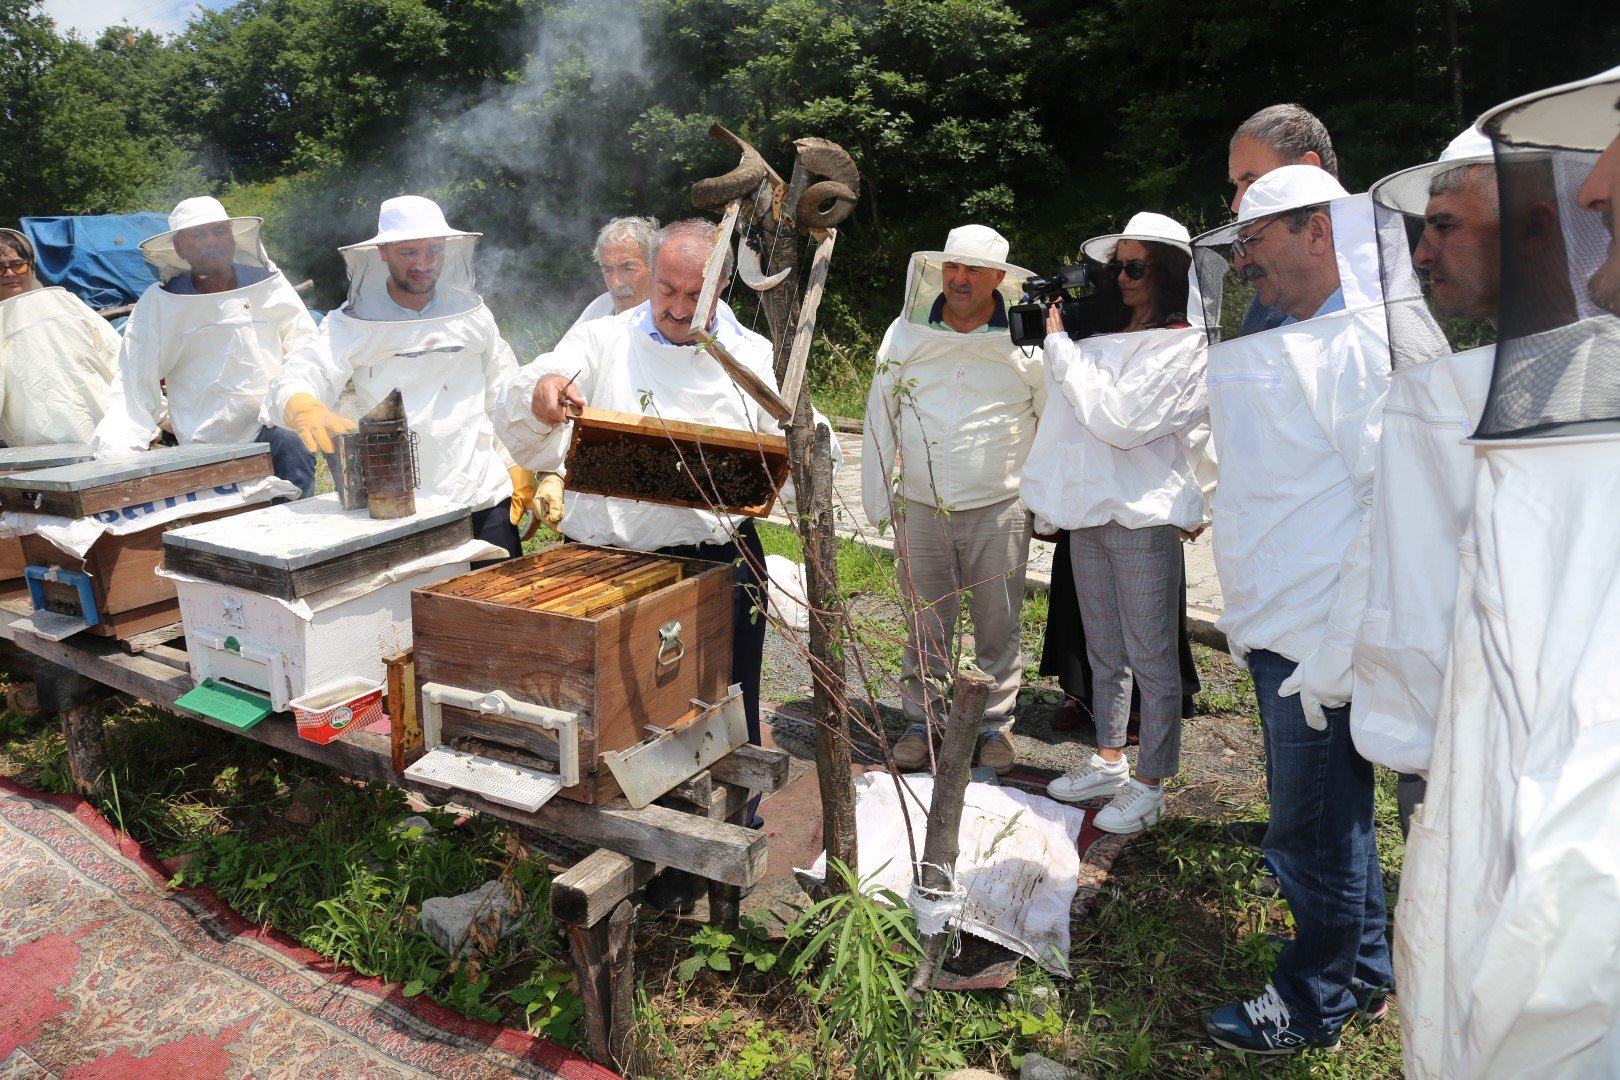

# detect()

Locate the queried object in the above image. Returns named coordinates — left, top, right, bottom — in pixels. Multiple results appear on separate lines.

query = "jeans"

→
left=1249, top=648, right=1393, bottom=1032
left=254, top=425, right=315, bottom=500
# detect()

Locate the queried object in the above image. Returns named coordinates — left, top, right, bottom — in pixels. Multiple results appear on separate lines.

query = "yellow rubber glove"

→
left=509, top=466, right=540, bottom=542
left=536, top=472, right=565, bottom=529
left=284, top=393, right=356, bottom=455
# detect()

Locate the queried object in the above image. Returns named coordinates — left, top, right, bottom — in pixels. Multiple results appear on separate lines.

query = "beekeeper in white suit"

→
left=496, top=217, right=828, bottom=913
left=862, top=224, right=1044, bottom=776
left=1394, top=63, right=1620, bottom=1080
left=267, top=195, right=529, bottom=562
left=0, top=227, right=120, bottom=445
left=1189, top=165, right=1394, bottom=1055
left=1350, top=129, right=1499, bottom=837
left=91, top=197, right=320, bottom=495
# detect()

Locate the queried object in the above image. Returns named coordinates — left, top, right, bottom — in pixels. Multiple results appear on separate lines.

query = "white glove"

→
left=1277, top=642, right=1354, bottom=731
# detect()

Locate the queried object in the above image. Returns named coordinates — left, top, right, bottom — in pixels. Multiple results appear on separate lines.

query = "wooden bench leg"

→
left=37, top=666, right=108, bottom=801
left=565, top=898, right=637, bottom=1070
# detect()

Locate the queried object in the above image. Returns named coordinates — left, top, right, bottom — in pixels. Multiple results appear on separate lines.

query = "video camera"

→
left=1007, top=263, right=1126, bottom=348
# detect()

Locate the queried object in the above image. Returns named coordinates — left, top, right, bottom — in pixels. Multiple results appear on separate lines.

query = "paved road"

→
left=771, top=444, right=1226, bottom=616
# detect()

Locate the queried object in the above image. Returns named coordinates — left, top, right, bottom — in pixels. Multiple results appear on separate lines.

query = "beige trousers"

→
left=894, top=496, right=1031, bottom=733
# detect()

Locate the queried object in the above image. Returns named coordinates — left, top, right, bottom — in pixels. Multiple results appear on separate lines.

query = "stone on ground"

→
left=942, top=1070, right=1005, bottom=1080
left=421, top=880, right=523, bottom=958
left=1021, top=1053, right=1086, bottom=1080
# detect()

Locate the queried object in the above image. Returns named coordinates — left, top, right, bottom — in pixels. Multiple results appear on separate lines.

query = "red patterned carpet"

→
left=0, top=777, right=618, bottom=1079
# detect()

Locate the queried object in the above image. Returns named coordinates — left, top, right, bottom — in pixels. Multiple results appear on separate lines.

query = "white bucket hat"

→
left=911, top=223, right=1024, bottom=276
left=1080, top=212, right=1192, bottom=262
left=1371, top=128, right=1496, bottom=216
left=139, top=196, right=262, bottom=258
left=1236, top=164, right=1352, bottom=226
left=344, top=195, right=479, bottom=250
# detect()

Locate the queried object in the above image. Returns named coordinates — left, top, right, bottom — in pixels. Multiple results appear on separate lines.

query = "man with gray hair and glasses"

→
left=1228, top=104, right=1341, bottom=336
left=568, top=215, right=659, bottom=329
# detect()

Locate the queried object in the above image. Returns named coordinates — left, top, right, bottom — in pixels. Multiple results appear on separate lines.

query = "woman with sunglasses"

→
left=1020, top=212, right=1211, bottom=833
left=0, top=228, right=121, bottom=446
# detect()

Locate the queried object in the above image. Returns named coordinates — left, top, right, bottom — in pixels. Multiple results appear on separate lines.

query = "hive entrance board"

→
left=564, top=407, right=790, bottom=518
left=0, top=444, right=271, bottom=518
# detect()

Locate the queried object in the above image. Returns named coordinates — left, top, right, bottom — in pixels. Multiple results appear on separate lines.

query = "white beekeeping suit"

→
left=494, top=302, right=785, bottom=549
left=860, top=234, right=1045, bottom=528
left=1190, top=167, right=1390, bottom=691
left=266, top=197, right=517, bottom=513
left=92, top=198, right=317, bottom=455
left=1352, top=129, right=1499, bottom=778
left=0, top=226, right=121, bottom=445
left=1397, top=63, right=1620, bottom=1080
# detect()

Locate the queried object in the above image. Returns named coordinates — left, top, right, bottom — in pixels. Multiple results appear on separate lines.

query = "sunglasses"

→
left=1106, top=259, right=1149, bottom=281
left=0, top=260, right=30, bottom=276
left=1232, top=215, right=1282, bottom=259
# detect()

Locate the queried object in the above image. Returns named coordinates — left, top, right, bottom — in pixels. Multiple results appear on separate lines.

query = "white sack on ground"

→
left=799, top=771, right=1090, bottom=974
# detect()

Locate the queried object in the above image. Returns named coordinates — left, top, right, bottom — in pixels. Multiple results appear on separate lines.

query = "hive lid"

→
left=162, top=492, right=474, bottom=600
left=165, top=493, right=467, bottom=568
left=0, top=444, right=95, bottom=475
left=0, top=443, right=268, bottom=493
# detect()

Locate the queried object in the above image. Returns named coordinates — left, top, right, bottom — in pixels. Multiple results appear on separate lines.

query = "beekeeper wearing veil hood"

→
left=91, top=197, right=320, bottom=493
left=1190, top=165, right=1394, bottom=1055
left=267, top=196, right=526, bottom=561
left=861, top=224, right=1044, bottom=776
left=0, top=226, right=120, bottom=445
left=1393, top=63, right=1620, bottom=1080
left=1349, top=128, right=1499, bottom=832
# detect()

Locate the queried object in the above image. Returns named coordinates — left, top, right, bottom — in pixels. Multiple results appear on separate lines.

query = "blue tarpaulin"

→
left=20, top=214, right=168, bottom=309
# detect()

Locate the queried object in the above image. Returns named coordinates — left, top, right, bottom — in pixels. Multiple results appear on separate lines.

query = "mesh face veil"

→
left=1370, top=132, right=1500, bottom=370
left=1190, top=167, right=1384, bottom=344
left=1473, top=64, right=1620, bottom=439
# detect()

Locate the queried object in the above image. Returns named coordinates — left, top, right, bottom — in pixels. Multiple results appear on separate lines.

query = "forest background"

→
left=3, top=0, right=1618, bottom=408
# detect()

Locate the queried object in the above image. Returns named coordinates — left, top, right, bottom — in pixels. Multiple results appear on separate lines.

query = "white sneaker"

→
left=1093, top=779, right=1165, bottom=833
left=1046, top=753, right=1129, bottom=803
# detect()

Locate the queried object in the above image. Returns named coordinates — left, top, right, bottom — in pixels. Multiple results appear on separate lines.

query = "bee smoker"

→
left=320, top=389, right=419, bottom=519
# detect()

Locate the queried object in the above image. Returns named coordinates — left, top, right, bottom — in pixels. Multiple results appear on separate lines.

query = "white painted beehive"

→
left=163, top=493, right=483, bottom=710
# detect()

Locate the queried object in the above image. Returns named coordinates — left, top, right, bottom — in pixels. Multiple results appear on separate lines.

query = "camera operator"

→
left=1019, top=213, right=1210, bottom=834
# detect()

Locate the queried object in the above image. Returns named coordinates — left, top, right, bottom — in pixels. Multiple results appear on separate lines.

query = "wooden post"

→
left=907, top=665, right=994, bottom=1003
left=38, top=666, right=108, bottom=801
left=607, top=899, right=638, bottom=1073
left=566, top=916, right=614, bottom=1065
left=708, top=801, right=747, bottom=930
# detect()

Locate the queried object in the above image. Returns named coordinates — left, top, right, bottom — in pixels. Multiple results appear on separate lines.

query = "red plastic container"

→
left=289, top=678, right=385, bottom=744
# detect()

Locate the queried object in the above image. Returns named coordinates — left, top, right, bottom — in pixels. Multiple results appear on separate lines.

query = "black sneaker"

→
left=1202, top=984, right=1340, bottom=1055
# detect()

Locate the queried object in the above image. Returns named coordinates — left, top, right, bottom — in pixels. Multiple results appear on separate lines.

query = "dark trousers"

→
left=468, top=503, right=521, bottom=567
left=655, top=521, right=768, bottom=828
left=1250, top=648, right=1393, bottom=1031
left=255, top=425, right=316, bottom=500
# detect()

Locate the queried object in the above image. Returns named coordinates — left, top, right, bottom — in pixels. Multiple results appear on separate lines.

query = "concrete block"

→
left=421, top=880, right=522, bottom=958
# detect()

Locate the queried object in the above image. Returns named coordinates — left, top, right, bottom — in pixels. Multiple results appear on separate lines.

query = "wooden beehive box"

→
left=164, top=494, right=476, bottom=709
left=6, top=444, right=273, bottom=639
left=0, top=445, right=96, bottom=592
left=564, top=407, right=791, bottom=518
left=410, top=544, right=734, bottom=804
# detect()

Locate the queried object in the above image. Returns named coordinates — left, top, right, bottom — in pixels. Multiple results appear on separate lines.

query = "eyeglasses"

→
left=1106, top=259, right=1148, bottom=281
left=0, top=260, right=30, bottom=276
left=1232, top=216, right=1281, bottom=259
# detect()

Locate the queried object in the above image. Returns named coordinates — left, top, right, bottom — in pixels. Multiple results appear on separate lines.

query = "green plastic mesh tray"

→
left=175, top=679, right=273, bottom=731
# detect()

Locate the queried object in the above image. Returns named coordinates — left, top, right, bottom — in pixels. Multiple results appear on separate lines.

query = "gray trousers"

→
left=1070, top=521, right=1184, bottom=778
left=895, top=496, right=1031, bottom=734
